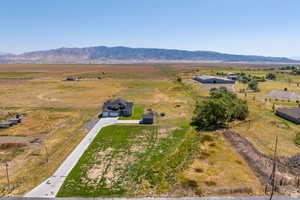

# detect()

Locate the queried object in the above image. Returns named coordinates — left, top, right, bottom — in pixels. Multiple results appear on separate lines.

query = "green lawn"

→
left=57, top=123, right=193, bottom=197
left=119, top=105, right=145, bottom=120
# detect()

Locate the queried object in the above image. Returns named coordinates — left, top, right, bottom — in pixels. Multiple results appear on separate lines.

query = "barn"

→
left=276, top=107, right=300, bottom=124
left=193, top=75, right=235, bottom=84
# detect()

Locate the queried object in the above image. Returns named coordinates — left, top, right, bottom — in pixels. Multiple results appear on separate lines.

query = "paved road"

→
left=116, top=119, right=141, bottom=124
left=3, top=196, right=300, bottom=200
left=25, top=117, right=118, bottom=198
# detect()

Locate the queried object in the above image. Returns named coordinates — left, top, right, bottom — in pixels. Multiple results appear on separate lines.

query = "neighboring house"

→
left=264, top=90, right=300, bottom=101
left=193, top=75, right=235, bottom=84
left=0, top=122, right=13, bottom=129
left=102, top=98, right=134, bottom=118
left=9, top=118, right=21, bottom=125
left=276, top=107, right=300, bottom=124
left=141, top=112, right=154, bottom=124
left=227, top=73, right=239, bottom=81
left=65, top=77, right=79, bottom=81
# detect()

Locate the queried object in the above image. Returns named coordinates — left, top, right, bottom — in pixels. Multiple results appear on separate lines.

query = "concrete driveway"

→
left=25, top=117, right=118, bottom=197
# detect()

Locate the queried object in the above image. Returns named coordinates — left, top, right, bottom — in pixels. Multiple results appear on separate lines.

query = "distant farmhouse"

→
left=65, top=77, right=79, bottom=81
left=227, top=72, right=240, bottom=81
left=0, top=114, right=23, bottom=129
left=193, top=75, right=235, bottom=84
left=102, top=98, right=133, bottom=117
left=276, top=107, right=300, bottom=124
left=264, top=90, right=300, bottom=101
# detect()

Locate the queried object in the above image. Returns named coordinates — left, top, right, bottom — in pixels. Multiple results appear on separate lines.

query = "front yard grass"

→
left=119, top=105, right=145, bottom=120
left=57, top=123, right=192, bottom=197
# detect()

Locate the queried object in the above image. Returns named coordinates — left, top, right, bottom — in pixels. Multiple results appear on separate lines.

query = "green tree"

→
left=247, top=81, right=260, bottom=92
left=193, top=87, right=248, bottom=129
left=266, top=73, right=277, bottom=80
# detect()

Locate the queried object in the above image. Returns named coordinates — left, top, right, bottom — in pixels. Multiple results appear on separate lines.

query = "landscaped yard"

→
left=57, top=124, right=192, bottom=197
left=119, top=105, right=145, bottom=120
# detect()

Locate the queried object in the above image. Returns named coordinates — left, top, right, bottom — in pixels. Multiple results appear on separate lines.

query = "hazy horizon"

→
left=2, top=0, right=300, bottom=57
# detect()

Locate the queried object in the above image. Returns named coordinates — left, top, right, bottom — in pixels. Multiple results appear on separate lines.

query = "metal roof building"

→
left=276, top=107, right=300, bottom=124
left=193, top=75, right=235, bottom=84
left=264, top=90, right=300, bottom=101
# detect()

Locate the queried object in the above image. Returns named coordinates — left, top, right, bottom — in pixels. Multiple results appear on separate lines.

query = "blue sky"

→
left=1, top=0, right=300, bottom=57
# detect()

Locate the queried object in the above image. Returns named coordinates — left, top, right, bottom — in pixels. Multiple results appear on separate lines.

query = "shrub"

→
left=266, top=73, right=277, bottom=80
left=247, top=81, right=260, bottom=92
left=294, top=133, right=300, bottom=146
left=204, top=181, right=217, bottom=186
left=194, top=168, right=204, bottom=173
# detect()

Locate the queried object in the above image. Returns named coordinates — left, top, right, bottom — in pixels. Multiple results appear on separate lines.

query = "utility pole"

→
left=5, top=161, right=11, bottom=191
left=269, top=136, right=278, bottom=200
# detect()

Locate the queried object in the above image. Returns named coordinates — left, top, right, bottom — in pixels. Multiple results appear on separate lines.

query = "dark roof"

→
left=103, top=98, right=133, bottom=113
left=142, top=112, right=154, bottom=119
left=277, top=107, right=300, bottom=119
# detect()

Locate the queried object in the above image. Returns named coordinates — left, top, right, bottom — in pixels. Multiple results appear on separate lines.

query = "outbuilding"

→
left=276, top=107, right=300, bottom=124
left=141, top=112, right=154, bottom=124
left=193, top=75, right=235, bottom=84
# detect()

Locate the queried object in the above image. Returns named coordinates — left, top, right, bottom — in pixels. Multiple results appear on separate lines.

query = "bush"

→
left=294, top=133, right=300, bottom=146
left=192, top=87, right=248, bottom=129
left=247, top=81, right=260, bottom=92
left=266, top=73, right=277, bottom=80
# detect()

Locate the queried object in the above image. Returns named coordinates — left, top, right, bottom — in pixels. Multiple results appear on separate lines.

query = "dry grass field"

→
left=0, top=64, right=195, bottom=196
left=2, top=63, right=298, bottom=197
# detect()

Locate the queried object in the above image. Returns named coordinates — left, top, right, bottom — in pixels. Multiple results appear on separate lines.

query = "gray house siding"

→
left=101, top=99, right=133, bottom=118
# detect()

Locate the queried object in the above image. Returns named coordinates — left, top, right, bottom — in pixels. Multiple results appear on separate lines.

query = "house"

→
left=264, top=90, right=300, bottom=101
left=141, top=112, right=154, bottom=124
left=227, top=73, right=239, bottom=81
left=9, top=118, right=21, bottom=125
left=101, top=98, right=133, bottom=118
left=65, top=77, right=79, bottom=81
left=0, top=122, right=13, bottom=128
left=193, top=75, right=235, bottom=84
left=276, top=107, right=300, bottom=124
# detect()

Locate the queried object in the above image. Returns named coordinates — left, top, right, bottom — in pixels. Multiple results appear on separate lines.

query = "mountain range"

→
left=0, top=46, right=298, bottom=64
left=0, top=51, right=11, bottom=56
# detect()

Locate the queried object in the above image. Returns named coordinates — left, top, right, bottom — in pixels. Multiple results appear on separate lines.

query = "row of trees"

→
left=192, top=87, right=248, bottom=129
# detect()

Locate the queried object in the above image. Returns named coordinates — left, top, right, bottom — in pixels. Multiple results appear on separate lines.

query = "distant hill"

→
left=0, top=46, right=298, bottom=64
left=291, top=57, right=300, bottom=60
left=0, top=51, right=11, bottom=56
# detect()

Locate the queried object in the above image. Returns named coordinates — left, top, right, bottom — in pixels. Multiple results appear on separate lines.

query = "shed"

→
left=141, top=112, right=154, bottom=124
left=193, top=75, right=235, bottom=84
left=276, top=107, right=300, bottom=124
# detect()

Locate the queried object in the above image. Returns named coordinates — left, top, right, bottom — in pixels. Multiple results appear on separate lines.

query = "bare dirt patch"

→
left=223, top=130, right=300, bottom=195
